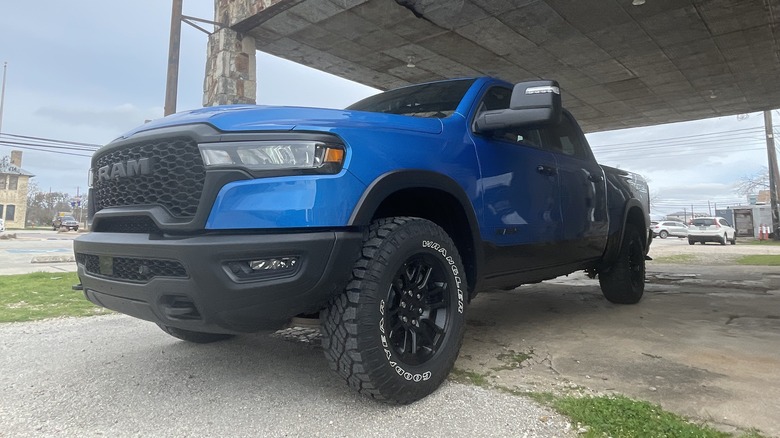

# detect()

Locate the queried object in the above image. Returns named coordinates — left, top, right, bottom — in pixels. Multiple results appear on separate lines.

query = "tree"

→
left=734, top=166, right=769, bottom=196
left=25, top=183, right=74, bottom=226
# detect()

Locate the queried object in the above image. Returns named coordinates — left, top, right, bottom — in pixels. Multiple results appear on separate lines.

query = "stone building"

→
left=0, top=150, right=34, bottom=229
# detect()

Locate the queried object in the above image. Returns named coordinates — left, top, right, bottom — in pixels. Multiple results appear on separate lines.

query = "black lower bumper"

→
left=73, top=230, right=363, bottom=333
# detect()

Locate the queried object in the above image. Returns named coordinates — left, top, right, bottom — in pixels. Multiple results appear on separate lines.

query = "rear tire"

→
left=322, top=217, right=467, bottom=404
left=157, top=324, right=235, bottom=343
left=688, top=238, right=695, bottom=245
left=599, top=224, right=645, bottom=304
left=720, top=234, right=727, bottom=245
left=659, top=230, right=668, bottom=239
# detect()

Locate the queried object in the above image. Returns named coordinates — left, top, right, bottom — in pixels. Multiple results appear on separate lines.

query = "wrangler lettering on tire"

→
left=321, top=217, right=467, bottom=404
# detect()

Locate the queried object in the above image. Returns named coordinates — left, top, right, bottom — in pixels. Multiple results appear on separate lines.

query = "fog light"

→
left=226, top=256, right=300, bottom=280
left=250, top=257, right=298, bottom=271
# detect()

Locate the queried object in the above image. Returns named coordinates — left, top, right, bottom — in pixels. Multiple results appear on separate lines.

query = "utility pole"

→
left=164, top=0, right=183, bottom=116
left=764, top=110, right=780, bottom=240
left=0, top=62, right=7, bottom=134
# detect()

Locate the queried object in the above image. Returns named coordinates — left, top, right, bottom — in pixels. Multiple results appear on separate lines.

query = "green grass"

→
left=0, top=272, right=109, bottom=322
left=739, top=239, right=780, bottom=246
left=735, top=255, right=780, bottom=266
left=652, top=254, right=698, bottom=264
left=448, top=368, right=491, bottom=387
left=448, top=370, right=767, bottom=438
left=533, top=393, right=765, bottom=438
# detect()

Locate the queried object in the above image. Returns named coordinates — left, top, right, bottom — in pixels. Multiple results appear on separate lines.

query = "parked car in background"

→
left=0, top=218, right=4, bottom=232
left=651, top=221, right=688, bottom=238
left=687, top=217, right=736, bottom=245
left=52, top=215, right=79, bottom=231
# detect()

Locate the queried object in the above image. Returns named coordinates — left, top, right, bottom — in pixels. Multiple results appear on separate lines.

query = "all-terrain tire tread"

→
left=321, top=217, right=464, bottom=404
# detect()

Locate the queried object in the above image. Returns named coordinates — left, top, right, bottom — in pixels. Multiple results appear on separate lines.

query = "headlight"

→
left=198, top=141, right=345, bottom=175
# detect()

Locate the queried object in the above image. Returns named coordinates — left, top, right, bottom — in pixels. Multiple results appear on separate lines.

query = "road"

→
left=0, top=230, right=78, bottom=275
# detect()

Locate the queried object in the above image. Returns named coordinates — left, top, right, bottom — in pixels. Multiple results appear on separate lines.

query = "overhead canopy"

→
left=227, top=0, right=780, bottom=132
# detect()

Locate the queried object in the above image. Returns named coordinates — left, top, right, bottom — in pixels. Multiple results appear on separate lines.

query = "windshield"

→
left=692, top=218, right=715, bottom=226
left=62, top=216, right=76, bottom=221
left=346, top=79, right=476, bottom=118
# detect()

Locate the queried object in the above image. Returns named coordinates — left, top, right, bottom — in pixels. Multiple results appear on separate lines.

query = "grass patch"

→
left=448, top=368, right=491, bottom=387
left=531, top=393, right=765, bottom=438
left=0, top=272, right=109, bottom=322
left=735, top=255, right=780, bottom=266
left=449, top=373, right=768, bottom=438
left=739, top=239, right=780, bottom=246
left=652, top=254, right=698, bottom=264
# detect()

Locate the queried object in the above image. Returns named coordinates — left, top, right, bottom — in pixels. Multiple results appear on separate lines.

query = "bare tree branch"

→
left=734, top=166, right=769, bottom=196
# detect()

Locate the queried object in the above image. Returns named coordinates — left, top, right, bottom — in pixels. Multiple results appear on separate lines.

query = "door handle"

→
left=536, top=165, right=557, bottom=176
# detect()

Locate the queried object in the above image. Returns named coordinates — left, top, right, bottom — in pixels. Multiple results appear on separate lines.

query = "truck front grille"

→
left=92, top=136, right=205, bottom=218
left=77, top=253, right=187, bottom=283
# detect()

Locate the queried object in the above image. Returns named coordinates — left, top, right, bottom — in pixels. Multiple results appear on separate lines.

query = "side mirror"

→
left=474, top=80, right=562, bottom=133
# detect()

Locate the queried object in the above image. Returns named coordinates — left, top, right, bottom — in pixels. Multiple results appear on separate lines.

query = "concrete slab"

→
left=0, top=230, right=78, bottom=275
left=457, top=261, right=780, bottom=436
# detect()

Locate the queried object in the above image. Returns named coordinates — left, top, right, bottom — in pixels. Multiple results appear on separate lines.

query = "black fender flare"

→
left=601, top=199, right=650, bottom=269
left=348, top=170, right=484, bottom=295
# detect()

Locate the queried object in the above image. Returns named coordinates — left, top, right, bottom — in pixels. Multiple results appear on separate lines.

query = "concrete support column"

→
left=203, top=27, right=256, bottom=106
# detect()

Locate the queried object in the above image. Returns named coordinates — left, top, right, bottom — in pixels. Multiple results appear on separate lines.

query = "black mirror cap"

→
left=474, top=80, right=562, bottom=134
left=510, top=80, right=562, bottom=123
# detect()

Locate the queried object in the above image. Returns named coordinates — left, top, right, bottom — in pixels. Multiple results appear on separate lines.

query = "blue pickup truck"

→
left=74, top=77, right=650, bottom=404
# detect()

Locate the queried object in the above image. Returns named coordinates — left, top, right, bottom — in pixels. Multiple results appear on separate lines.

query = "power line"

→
left=591, top=135, right=767, bottom=153
left=587, top=126, right=765, bottom=149
left=0, top=132, right=101, bottom=149
left=0, top=142, right=92, bottom=158
left=0, top=139, right=99, bottom=153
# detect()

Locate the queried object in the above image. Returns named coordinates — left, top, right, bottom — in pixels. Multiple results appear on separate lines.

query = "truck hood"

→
left=118, top=105, right=444, bottom=139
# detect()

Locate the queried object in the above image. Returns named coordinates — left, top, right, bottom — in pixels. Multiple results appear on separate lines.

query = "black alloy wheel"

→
left=384, top=254, right=451, bottom=366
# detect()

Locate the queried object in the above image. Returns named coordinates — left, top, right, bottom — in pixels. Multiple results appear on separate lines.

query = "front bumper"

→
left=687, top=232, right=724, bottom=242
left=74, top=230, right=362, bottom=333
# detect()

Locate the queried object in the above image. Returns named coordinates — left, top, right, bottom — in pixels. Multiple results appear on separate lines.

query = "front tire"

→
left=157, top=324, right=235, bottom=343
left=322, top=217, right=467, bottom=404
left=599, top=224, right=645, bottom=304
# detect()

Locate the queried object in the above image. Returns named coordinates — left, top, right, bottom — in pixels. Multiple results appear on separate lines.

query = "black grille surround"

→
left=76, top=253, right=187, bottom=283
left=93, top=216, right=163, bottom=234
left=93, top=136, right=205, bottom=218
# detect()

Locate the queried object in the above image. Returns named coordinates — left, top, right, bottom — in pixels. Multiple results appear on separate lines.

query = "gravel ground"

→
left=0, top=315, right=576, bottom=438
left=648, top=236, right=780, bottom=263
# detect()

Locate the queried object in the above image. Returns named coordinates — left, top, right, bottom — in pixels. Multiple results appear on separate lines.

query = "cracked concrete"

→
left=454, top=240, right=780, bottom=436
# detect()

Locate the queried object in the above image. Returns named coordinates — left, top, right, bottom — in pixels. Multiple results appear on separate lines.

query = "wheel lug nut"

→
left=416, top=294, right=421, bottom=299
left=402, top=316, right=408, bottom=322
left=401, top=302, right=406, bottom=308
left=419, top=308, right=423, bottom=314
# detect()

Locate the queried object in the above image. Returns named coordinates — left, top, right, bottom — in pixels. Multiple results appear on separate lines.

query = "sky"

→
left=0, top=0, right=776, bottom=217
